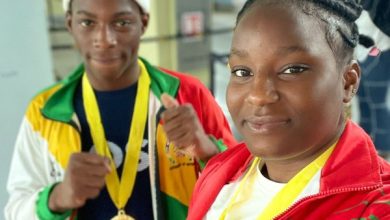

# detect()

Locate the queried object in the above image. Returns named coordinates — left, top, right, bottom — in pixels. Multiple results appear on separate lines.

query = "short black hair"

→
left=236, top=0, right=363, bottom=66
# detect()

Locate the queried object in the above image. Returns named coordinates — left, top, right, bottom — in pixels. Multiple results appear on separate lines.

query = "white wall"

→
left=0, top=0, right=54, bottom=217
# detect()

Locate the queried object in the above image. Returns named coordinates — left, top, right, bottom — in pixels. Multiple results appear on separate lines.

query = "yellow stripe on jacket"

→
left=26, top=85, right=81, bottom=169
left=156, top=123, right=197, bottom=206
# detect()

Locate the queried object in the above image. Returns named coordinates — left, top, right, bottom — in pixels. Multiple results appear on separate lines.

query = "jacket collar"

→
left=230, top=121, right=383, bottom=189
left=188, top=121, right=386, bottom=220
left=320, top=121, right=383, bottom=190
left=41, top=57, right=180, bottom=122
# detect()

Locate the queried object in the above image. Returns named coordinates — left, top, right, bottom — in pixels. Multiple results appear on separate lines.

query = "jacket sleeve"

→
left=193, top=82, right=237, bottom=149
left=176, top=76, right=237, bottom=149
left=4, top=117, right=70, bottom=220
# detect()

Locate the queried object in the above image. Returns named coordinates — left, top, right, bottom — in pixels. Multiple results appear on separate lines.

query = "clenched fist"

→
left=49, top=152, right=111, bottom=212
left=160, top=93, right=218, bottom=161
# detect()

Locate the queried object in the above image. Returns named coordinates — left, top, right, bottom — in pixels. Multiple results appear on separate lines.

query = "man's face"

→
left=66, top=0, right=148, bottom=87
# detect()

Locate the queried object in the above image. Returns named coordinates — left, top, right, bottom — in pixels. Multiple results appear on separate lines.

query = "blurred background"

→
left=1, top=0, right=389, bottom=216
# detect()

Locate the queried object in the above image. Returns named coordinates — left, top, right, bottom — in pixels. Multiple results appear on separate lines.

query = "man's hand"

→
left=160, top=93, right=218, bottom=161
left=49, top=153, right=111, bottom=212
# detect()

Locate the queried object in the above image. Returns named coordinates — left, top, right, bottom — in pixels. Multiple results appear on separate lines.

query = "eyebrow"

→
left=230, top=45, right=309, bottom=58
left=229, top=48, right=250, bottom=59
left=274, top=45, right=310, bottom=56
left=76, top=10, right=97, bottom=18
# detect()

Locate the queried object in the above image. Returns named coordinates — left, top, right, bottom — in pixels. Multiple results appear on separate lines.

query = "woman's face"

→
left=227, top=4, right=357, bottom=160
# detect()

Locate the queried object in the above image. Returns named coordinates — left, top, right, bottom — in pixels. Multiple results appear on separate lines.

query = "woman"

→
left=188, top=0, right=390, bottom=219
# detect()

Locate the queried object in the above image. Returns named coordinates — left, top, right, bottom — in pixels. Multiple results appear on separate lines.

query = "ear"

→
left=342, top=60, right=361, bottom=103
left=65, top=11, right=73, bottom=33
left=140, top=13, right=149, bottom=35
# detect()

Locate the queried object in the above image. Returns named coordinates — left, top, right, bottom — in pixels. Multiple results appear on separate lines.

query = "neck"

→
left=262, top=121, right=346, bottom=183
left=86, top=64, right=140, bottom=91
left=262, top=156, right=319, bottom=183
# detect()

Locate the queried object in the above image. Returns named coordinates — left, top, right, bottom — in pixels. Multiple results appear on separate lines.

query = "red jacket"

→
left=188, top=121, right=390, bottom=219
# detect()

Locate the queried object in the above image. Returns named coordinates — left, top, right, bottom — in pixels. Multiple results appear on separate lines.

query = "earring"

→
left=352, top=88, right=357, bottom=94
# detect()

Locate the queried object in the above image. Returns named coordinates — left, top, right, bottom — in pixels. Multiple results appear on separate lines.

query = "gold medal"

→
left=111, top=209, right=135, bottom=220
left=83, top=60, right=150, bottom=215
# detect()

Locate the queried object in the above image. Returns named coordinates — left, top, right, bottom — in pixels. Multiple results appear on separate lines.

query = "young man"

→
left=4, top=0, right=236, bottom=219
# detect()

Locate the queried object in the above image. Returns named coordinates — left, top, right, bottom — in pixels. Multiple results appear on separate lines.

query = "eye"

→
left=114, top=20, right=132, bottom=27
left=231, top=69, right=253, bottom=77
left=80, top=19, right=94, bottom=27
left=282, top=65, right=308, bottom=74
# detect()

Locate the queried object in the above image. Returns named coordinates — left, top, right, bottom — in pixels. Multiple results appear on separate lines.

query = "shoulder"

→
left=203, top=143, right=251, bottom=180
left=27, top=84, right=62, bottom=115
left=27, top=66, right=82, bottom=114
left=189, top=143, right=251, bottom=218
left=361, top=159, right=390, bottom=218
left=20, top=83, right=63, bottom=133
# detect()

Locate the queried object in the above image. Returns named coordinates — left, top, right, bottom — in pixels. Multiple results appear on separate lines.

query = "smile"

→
left=244, top=116, right=289, bottom=134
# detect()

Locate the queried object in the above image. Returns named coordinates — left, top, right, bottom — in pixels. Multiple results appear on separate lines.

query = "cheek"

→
left=226, top=83, right=245, bottom=119
left=289, top=81, right=342, bottom=122
left=73, top=34, right=90, bottom=52
left=122, top=36, right=140, bottom=54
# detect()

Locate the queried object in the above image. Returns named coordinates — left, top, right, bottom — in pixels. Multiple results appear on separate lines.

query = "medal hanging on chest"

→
left=83, top=60, right=151, bottom=220
left=111, top=209, right=135, bottom=220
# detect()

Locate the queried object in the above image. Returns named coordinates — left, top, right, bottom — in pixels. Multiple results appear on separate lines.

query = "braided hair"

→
left=236, top=0, right=364, bottom=66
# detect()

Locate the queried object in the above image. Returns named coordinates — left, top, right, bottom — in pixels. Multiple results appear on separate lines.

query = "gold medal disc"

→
left=111, top=210, right=135, bottom=220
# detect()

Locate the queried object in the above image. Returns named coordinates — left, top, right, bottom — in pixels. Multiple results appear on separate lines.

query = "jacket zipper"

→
left=274, top=184, right=382, bottom=219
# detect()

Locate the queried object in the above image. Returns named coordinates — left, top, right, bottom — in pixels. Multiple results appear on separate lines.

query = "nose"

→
left=245, top=74, right=279, bottom=106
left=93, top=25, right=117, bottom=49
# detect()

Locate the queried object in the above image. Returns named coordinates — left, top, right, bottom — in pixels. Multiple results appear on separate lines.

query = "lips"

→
left=91, top=56, right=121, bottom=63
left=244, top=116, right=290, bottom=134
left=88, top=52, right=122, bottom=66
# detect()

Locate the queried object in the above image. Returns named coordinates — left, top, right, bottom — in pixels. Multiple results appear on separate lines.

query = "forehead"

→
left=232, top=4, right=332, bottom=57
left=72, top=0, right=139, bottom=14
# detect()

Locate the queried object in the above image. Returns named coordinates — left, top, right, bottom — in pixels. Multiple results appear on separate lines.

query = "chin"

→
left=245, top=141, right=272, bottom=157
left=93, top=69, right=117, bottom=79
left=244, top=138, right=291, bottom=160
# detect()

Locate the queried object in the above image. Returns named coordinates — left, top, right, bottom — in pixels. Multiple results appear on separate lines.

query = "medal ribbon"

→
left=220, top=142, right=336, bottom=220
left=82, top=60, right=150, bottom=210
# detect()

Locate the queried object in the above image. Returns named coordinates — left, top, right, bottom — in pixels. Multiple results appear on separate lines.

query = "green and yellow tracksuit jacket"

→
left=5, top=58, right=236, bottom=220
